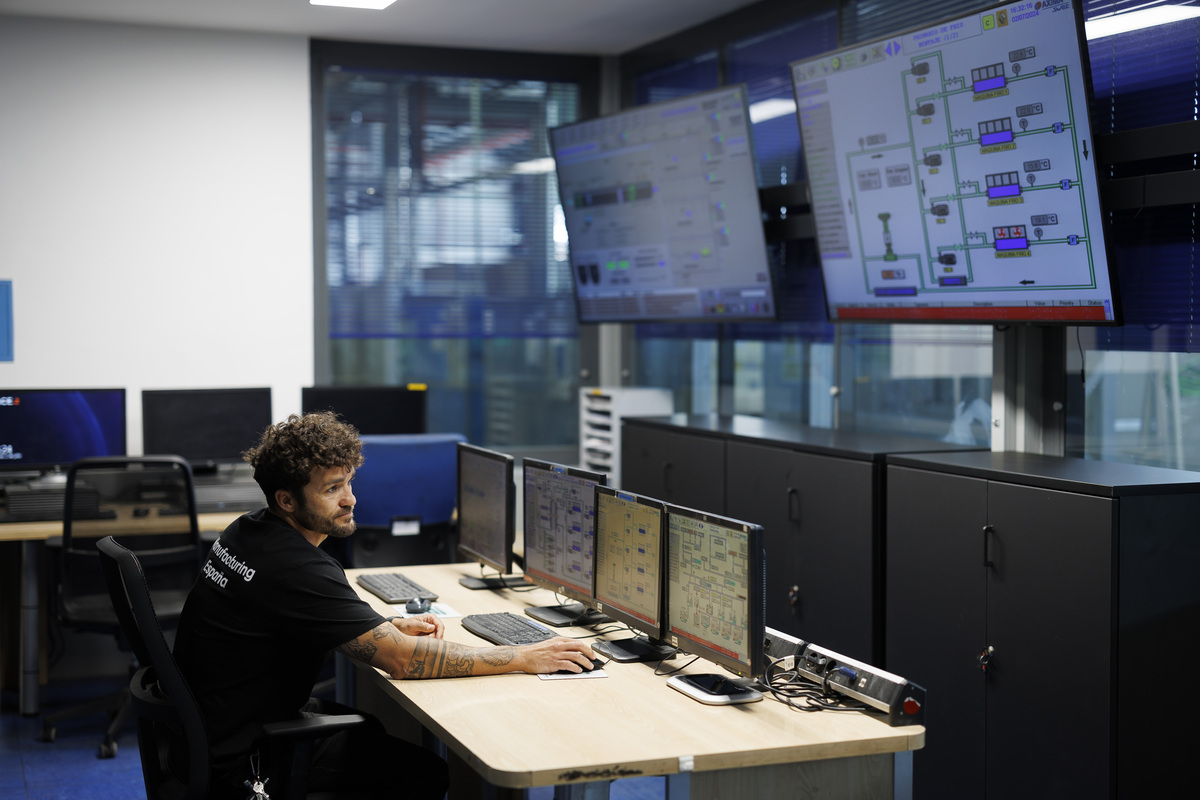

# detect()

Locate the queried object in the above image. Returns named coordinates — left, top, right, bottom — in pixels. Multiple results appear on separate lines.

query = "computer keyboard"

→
left=356, top=572, right=439, bottom=604
left=461, top=612, right=555, bottom=647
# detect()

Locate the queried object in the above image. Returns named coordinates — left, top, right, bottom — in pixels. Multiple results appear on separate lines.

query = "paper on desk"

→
left=391, top=602, right=461, bottom=619
left=537, top=668, right=608, bottom=681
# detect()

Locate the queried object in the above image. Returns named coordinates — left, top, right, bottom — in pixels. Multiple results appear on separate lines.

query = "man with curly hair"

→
left=174, top=411, right=596, bottom=798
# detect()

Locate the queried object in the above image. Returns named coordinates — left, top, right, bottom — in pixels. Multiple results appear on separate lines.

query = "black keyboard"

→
left=461, top=612, right=555, bottom=647
left=356, top=572, right=439, bottom=604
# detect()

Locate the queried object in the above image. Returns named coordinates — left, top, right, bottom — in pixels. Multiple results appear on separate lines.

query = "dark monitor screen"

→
left=142, top=388, right=272, bottom=469
left=521, top=458, right=607, bottom=609
left=456, top=442, right=515, bottom=577
left=0, top=388, right=126, bottom=473
left=301, top=385, right=426, bottom=435
left=592, top=485, right=674, bottom=663
left=550, top=84, right=776, bottom=323
left=789, top=0, right=1119, bottom=324
left=665, top=503, right=765, bottom=679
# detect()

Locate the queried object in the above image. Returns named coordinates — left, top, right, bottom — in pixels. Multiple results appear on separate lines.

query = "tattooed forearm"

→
left=442, top=648, right=475, bottom=677
left=402, top=639, right=514, bottom=679
left=481, top=647, right=516, bottom=667
left=337, top=636, right=379, bottom=663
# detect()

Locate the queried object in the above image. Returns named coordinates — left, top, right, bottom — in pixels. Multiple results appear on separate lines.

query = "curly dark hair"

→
left=243, top=411, right=364, bottom=508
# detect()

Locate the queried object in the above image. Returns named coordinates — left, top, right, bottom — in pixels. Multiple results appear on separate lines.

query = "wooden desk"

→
left=1, top=510, right=240, bottom=715
left=348, top=563, right=924, bottom=800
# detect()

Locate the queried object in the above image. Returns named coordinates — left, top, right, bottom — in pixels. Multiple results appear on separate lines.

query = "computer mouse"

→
left=133, top=507, right=150, bottom=518
left=405, top=597, right=432, bottom=614
left=554, top=657, right=607, bottom=675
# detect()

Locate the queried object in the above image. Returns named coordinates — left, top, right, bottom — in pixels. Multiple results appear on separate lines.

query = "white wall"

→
left=0, top=15, right=313, bottom=454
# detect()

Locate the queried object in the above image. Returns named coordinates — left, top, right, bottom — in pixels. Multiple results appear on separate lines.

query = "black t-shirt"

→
left=173, top=509, right=385, bottom=767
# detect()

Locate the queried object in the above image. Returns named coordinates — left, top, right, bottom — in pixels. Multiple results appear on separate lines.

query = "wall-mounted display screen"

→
left=550, top=85, right=776, bottom=323
left=790, top=1, right=1119, bottom=324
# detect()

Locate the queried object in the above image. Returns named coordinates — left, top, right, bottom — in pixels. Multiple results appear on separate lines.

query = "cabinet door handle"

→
left=982, top=524, right=995, bottom=567
left=978, top=645, right=995, bottom=672
left=786, top=487, right=800, bottom=525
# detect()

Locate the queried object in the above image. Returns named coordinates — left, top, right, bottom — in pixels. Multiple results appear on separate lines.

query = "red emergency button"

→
left=903, top=697, right=922, bottom=716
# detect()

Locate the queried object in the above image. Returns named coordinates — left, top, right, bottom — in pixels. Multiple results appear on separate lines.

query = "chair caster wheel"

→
left=39, top=726, right=57, bottom=743
left=99, top=740, right=118, bottom=759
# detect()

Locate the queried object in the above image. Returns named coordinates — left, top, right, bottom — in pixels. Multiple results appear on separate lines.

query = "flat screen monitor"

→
left=301, top=385, right=427, bottom=435
left=789, top=0, right=1119, bottom=324
left=550, top=84, right=776, bottom=323
left=0, top=388, right=126, bottom=475
left=455, top=442, right=521, bottom=590
left=142, top=388, right=272, bottom=471
left=520, top=458, right=609, bottom=627
left=591, top=485, right=675, bottom=663
left=665, top=503, right=765, bottom=681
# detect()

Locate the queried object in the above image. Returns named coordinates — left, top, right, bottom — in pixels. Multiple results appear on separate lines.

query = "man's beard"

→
left=295, top=497, right=356, bottom=539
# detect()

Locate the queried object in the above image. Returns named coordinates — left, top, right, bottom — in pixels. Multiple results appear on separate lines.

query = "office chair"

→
left=96, top=536, right=368, bottom=800
left=39, top=455, right=204, bottom=758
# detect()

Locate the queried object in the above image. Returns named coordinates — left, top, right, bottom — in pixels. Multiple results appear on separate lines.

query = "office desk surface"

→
left=348, top=563, right=924, bottom=792
left=0, top=510, right=241, bottom=542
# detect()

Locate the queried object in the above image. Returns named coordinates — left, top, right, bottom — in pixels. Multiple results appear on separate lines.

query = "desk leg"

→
left=665, top=753, right=900, bottom=800
left=19, top=540, right=39, bottom=716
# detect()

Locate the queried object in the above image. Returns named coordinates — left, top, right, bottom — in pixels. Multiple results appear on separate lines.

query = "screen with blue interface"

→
left=790, top=0, right=1117, bottom=324
left=550, top=84, right=775, bottom=323
left=456, top=442, right=515, bottom=575
left=522, top=458, right=606, bottom=603
left=666, top=504, right=764, bottom=678
left=0, top=389, right=126, bottom=473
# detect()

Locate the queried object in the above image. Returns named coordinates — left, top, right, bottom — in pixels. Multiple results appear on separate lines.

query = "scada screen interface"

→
left=551, top=86, right=775, bottom=322
left=791, top=1, right=1116, bottom=323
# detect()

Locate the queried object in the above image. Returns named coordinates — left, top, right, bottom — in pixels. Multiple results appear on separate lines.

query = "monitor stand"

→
left=593, top=635, right=675, bottom=663
left=458, top=574, right=528, bottom=590
left=666, top=673, right=763, bottom=706
left=525, top=603, right=611, bottom=628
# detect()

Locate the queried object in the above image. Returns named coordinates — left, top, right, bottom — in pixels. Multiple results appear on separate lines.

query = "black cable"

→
left=761, top=655, right=868, bottom=713
left=653, top=654, right=697, bottom=676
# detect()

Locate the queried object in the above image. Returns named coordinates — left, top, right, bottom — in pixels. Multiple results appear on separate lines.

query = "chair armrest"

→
left=261, top=714, right=366, bottom=741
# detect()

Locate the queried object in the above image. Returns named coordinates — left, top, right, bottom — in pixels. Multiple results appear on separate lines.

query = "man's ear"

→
left=275, top=488, right=297, bottom=513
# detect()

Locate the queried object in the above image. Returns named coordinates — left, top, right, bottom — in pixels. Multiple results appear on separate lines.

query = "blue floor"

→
left=1, top=677, right=145, bottom=800
left=3, top=679, right=664, bottom=800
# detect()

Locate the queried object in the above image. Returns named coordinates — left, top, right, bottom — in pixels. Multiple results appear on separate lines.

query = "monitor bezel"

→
left=591, top=484, right=668, bottom=642
left=141, top=387, right=272, bottom=469
left=788, top=0, right=1121, bottom=326
left=455, top=442, right=516, bottom=576
left=550, top=83, right=778, bottom=325
left=300, top=384, right=427, bottom=435
left=0, top=388, right=127, bottom=475
left=520, top=457, right=608, bottom=607
left=665, top=502, right=766, bottom=679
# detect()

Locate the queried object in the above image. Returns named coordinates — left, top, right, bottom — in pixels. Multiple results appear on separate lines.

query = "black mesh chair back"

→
left=97, top=535, right=211, bottom=799
left=40, top=455, right=202, bottom=756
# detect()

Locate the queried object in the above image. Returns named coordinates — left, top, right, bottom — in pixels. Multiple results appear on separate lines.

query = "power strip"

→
left=763, top=627, right=926, bottom=727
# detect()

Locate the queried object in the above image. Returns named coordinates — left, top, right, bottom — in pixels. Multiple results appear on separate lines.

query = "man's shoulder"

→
left=217, top=511, right=330, bottom=571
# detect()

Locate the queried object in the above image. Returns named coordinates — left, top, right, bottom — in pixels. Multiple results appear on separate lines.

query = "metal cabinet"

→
left=725, top=441, right=875, bottom=661
left=622, top=414, right=982, bottom=665
left=886, top=451, right=1200, bottom=800
left=618, top=419, right=724, bottom=510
